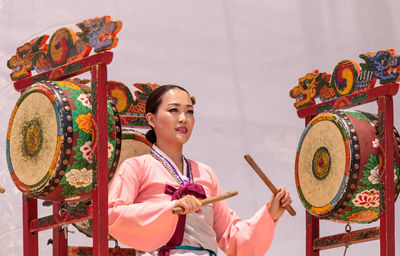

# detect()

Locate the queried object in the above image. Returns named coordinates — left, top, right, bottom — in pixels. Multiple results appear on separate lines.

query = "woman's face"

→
left=146, top=88, right=195, bottom=147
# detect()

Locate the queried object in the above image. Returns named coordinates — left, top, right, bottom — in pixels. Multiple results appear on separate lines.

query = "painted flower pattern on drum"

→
left=65, top=168, right=92, bottom=188
left=365, top=164, right=398, bottom=186
left=108, top=141, right=114, bottom=158
left=347, top=210, right=379, bottom=222
left=361, top=153, right=380, bottom=188
left=77, top=94, right=92, bottom=109
left=80, top=141, right=93, bottom=163
left=367, top=165, right=380, bottom=185
left=80, top=140, right=114, bottom=163
left=75, top=113, right=93, bottom=134
left=352, top=189, right=380, bottom=208
left=372, top=138, right=379, bottom=148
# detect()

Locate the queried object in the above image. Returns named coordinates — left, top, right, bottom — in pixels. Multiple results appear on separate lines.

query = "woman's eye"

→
left=168, top=108, right=178, bottom=112
left=187, top=110, right=194, bottom=114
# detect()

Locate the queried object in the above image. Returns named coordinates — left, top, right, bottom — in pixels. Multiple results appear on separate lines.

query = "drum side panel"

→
left=9, top=92, right=59, bottom=187
left=118, top=133, right=151, bottom=169
left=298, top=120, right=347, bottom=208
left=71, top=131, right=151, bottom=237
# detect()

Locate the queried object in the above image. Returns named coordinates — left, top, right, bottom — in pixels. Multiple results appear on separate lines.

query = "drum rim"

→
left=6, top=80, right=122, bottom=201
left=121, top=129, right=153, bottom=147
left=296, top=110, right=400, bottom=223
left=295, top=111, right=358, bottom=218
left=6, top=82, right=67, bottom=194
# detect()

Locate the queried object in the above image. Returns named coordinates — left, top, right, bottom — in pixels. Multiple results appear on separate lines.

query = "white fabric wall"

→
left=0, top=0, right=400, bottom=255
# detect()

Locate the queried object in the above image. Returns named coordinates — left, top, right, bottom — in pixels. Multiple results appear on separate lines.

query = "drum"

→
left=66, top=130, right=152, bottom=237
left=6, top=80, right=121, bottom=201
left=295, top=110, right=400, bottom=223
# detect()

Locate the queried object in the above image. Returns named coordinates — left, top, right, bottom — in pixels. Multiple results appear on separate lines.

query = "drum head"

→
left=7, top=80, right=122, bottom=201
left=296, top=112, right=351, bottom=216
left=7, top=85, right=61, bottom=191
left=118, top=130, right=152, bottom=167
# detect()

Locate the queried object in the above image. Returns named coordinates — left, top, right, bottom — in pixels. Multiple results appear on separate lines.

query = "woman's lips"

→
left=175, top=127, right=188, bottom=134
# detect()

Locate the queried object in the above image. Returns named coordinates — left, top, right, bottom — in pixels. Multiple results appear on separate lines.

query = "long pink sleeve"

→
left=201, top=164, right=277, bottom=256
left=108, top=157, right=179, bottom=251
left=109, top=156, right=277, bottom=255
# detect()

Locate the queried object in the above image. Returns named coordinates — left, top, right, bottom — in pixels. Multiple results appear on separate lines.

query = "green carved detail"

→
left=316, top=103, right=333, bottom=113
left=32, top=73, right=50, bottom=82
left=65, top=62, right=83, bottom=74
left=349, top=92, right=368, bottom=104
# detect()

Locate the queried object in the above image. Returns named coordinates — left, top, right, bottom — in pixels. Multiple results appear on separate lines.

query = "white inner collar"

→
left=152, top=144, right=188, bottom=180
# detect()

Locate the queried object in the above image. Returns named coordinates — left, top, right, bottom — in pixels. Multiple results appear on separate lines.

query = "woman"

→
left=108, top=85, right=292, bottom=256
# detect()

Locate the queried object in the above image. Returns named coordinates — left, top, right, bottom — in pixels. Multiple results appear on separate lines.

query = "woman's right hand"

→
left=174, top=195, right=203, bottom=214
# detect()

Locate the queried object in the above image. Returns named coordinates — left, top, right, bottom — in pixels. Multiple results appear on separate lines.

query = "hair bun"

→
left=146, top=129, right=157, bottom=144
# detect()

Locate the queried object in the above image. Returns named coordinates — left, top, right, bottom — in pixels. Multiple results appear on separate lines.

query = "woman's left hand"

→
left=268, top=186, right=292, bottom=221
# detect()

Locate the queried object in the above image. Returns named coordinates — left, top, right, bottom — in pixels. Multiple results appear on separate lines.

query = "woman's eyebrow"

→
left=167, top=103, right=193, bottom=107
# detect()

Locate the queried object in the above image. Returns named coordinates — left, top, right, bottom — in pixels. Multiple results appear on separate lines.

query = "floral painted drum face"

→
left=295, top=110, right=400, bottom=224
left=6, top=80, right=121, bottom=202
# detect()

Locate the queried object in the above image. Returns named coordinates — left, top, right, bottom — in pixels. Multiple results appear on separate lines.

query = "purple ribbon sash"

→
left=158, top=183, right=206, bottom=256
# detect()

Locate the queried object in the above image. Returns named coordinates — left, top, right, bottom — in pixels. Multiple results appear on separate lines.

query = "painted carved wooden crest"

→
left=7, top=16, right=122, bottom=81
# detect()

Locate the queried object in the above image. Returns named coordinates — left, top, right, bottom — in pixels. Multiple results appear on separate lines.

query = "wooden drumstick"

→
left=172, top=190, right=238, bottom=214
left=0, top=186, right=5, bottom=194
left=244, top=154, right=296, bottom=216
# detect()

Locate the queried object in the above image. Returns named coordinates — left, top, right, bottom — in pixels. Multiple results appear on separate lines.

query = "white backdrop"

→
left=1, top=0, right=400, bottom=255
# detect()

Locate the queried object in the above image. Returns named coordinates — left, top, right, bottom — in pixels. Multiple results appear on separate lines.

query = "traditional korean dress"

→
left=108, top=145, right=277, bottom=256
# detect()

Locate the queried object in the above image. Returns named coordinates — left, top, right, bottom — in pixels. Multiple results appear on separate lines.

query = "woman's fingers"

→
left=279, top=189, right=292, bottom=206
left=281, top=196, right=292, bottom=208
left=174, top=195, right=202, bottom=214
left=276, top=187, right=292, bottom=205
left=268, top=187, right=293, bottom=220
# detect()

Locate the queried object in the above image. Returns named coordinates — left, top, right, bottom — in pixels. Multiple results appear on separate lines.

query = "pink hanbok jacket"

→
left=108, top=154, right=277, bottom=256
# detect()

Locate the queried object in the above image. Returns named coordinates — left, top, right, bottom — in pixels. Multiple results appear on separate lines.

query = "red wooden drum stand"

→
left=290, top=51, right=400, bottom=256
left=19, top=51, right=112, bottom=256
left=6, top=16, right=155, bottom=255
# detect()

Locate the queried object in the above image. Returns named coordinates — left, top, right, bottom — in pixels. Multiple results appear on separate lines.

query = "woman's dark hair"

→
left=145, top=85, right=190, bottom=144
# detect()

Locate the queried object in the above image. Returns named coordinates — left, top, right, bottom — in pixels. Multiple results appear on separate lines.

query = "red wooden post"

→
left=378, top=96, right=395, bottom=256
left=306, top=212, right=319, bottom=256
left=92, top=63, right=110, bottom=256
left=52, top=202, right=68, bottom=256
left=23, top=195, right=38, bottom=256
left=304, top=117, right=320, bottom=256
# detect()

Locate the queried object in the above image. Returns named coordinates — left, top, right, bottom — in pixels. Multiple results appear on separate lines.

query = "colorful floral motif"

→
left=347, top=210, right=379, bottom=222
left=54, top=81, right=119, bottom=199
left=372, top=138, right=379, bottom=148
left=79, top=141, right=114, bottom=163
left=80, top=141, right=93, bottom=163
left=77, top=94, right=92, bottom=109
left=360, top=153, right=399, bottom=187
left=75, top=113, right=93, bottom=134
left=107, top=141, right=114, bottom=158
left=367, top=166, right=380, bottom=185
left=360, top=153, right=380, bottom=189
left=345, top=150, right=400, bottom=222
left=65, top=168, right=93, bottom=188
left=352, top=189, right=380, bottom=208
